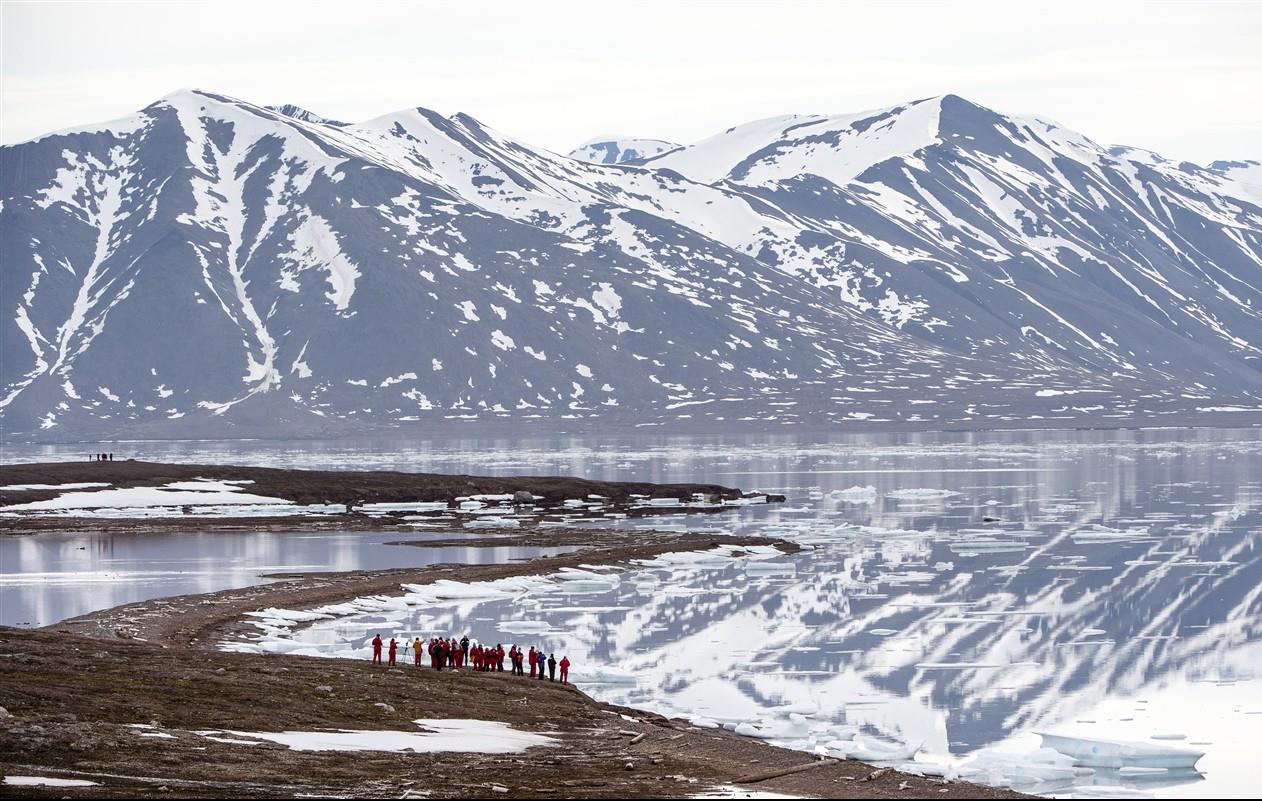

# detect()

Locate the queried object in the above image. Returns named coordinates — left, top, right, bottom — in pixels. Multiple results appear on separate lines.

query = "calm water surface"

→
left=4, top=428, right=1259, bottom=796
left=0, top=531, right=576, bottom=627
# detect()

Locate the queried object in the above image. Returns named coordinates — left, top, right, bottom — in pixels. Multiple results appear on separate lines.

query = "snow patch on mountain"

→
left=568, top=137, right=679, bottom=164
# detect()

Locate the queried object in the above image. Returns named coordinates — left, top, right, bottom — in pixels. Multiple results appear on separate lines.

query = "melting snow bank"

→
left=223, top=544, right=785, bottom=655
left=202, top=719, right=557, bottom=754
left=3, top=776, right=100, bottom=787
left=0, top=478, right=290, bottom=514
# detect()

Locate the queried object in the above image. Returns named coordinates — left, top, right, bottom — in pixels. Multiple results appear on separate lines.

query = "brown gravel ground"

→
left=0, top=460, right=747, bottom=509
left=0, top=626, right=1027, bottom=799
left=0, top=463, right=1026, bottom=799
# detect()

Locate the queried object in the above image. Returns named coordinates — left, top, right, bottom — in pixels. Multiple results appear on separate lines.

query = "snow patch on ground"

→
left=213, top=719, right=557, bottom=754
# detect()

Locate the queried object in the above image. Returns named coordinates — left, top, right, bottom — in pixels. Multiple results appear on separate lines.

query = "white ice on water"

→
left=1036, top=733, right=1203, bottom=769
left=828, top=485, right=878, bottom=504
left=885, top=488, right=961, bottom=500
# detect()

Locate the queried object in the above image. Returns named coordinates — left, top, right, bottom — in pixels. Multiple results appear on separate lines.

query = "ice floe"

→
left=885, top=488, right=961, bottom=500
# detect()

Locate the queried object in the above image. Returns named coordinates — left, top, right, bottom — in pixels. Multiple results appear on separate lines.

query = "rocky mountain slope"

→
left=2, top=91, right=1259, bottom=440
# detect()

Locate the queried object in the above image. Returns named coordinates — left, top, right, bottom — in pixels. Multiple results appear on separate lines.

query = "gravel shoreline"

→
left=1, top=462, right=1026, bottom=799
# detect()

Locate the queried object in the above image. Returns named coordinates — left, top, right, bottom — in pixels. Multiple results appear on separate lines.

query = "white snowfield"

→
left=0, top=478, right=289, bottom=512
left=210, top=719, right=558, bottom=754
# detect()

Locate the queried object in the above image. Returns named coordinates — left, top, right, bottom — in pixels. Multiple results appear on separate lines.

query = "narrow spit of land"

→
left=0, top=459, right=770, bottom=536
left=0, top=624, right=1026, bottom=799
left=0, top=459, right=746, bottom=508
left=0, top=461, right=1026, bottom=799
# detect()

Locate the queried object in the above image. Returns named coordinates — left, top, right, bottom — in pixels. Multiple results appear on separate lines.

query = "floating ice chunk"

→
left=886, top=488, right=960, bottom=501
left=463, top=517, right=520, bottom=529
left=829, top=485, right=878, bottom=504
left=1072, top=525, right=1151, bottom=542
left=733, top=722, right=774, bottom=739
left=733, top=715, right=813, bottom=740
left=1038, top=733, right=1203, bottom=768
left=845, top=735, right=921, bottom=762
left=498, top=620, right=554, bottom=634
left=577, top=666, right=637, bottom=684
left=744, top=560, right=796, bottom=576
left=773, top=700, right=818, bottom=715
left=1068, top=786, right=1156, bottom=799
left=361, top=501, right=449, bottom=513
left=958, top=746, right=1085, bottom=785
left=722, top=494, right=768, bottom=506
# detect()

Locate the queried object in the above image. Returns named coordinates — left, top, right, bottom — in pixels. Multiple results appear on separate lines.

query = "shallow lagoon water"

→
left=5, top=428, right=1261, bottom=796
left=0, top=531, right=576, bottom=628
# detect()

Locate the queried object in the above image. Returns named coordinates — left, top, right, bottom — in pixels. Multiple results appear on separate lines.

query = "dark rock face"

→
left=2, top=91, right=1260, bottom=440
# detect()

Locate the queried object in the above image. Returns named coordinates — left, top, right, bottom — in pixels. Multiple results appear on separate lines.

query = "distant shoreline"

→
left=0, top=459, right=777, bottom=536
left=4, top=412, right=1261, bottom=447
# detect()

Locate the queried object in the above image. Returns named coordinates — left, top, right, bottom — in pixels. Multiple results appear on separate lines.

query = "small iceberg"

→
left=1038, top=733, right=1203, bottom=769
left=886, top=488, right=960, bottom=501
left=829, top=485, right=877, bottom=504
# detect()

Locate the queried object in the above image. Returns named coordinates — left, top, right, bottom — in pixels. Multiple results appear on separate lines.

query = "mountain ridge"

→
left=2, top=89, right=1259, bottom=441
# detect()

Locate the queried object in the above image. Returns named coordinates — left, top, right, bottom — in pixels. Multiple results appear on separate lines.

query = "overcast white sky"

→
left=2, top=0, right=1259, bottom=162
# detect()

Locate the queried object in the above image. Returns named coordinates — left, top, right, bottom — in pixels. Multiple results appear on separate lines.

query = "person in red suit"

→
left=559, top=655, right=570, bottom=683
left=371, top=634, right=383, bottom=664
left=528, top=647, right=537, bottom=677
left=388, top=637, right=398, bottom=666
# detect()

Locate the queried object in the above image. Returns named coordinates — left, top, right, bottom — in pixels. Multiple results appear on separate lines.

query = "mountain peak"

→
left=568, top=137, right=680, bottom=165
left=267, top=103, right=348, bottom=127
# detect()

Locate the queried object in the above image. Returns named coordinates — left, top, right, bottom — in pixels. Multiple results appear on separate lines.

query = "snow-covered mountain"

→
left=265, top=104, right=348, bottom=128
left=2, top=90, right=1260, bottom=440
left=568, top=137, right=679, bottom=164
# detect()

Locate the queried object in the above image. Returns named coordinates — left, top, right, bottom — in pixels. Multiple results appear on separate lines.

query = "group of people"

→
left=371, top=634, right=570, bottom=683
left=88, top=453, right=114, bottom=461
